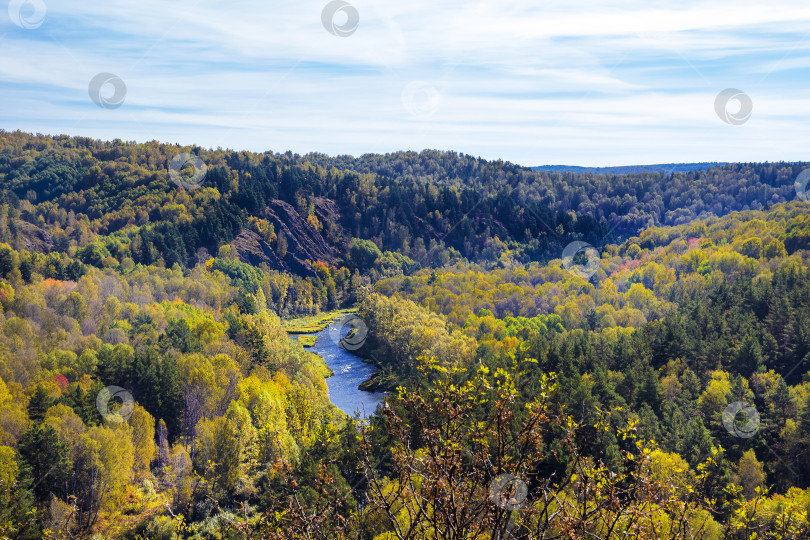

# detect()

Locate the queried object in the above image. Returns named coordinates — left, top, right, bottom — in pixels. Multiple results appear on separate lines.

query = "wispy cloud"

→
left=1, top=0, right=809, bottom=166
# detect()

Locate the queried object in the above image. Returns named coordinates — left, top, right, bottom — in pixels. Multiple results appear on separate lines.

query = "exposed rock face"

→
left=230, top=229, right=287, bottom=269
left=230, top=199, right=340, bottom=275
left=17, top=220, right=54, bottom=254
left=309, top=196, right=340, bottom=232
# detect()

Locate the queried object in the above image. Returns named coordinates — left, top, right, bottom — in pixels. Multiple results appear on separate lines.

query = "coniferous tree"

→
left=17, top=424, right=72, bottom=503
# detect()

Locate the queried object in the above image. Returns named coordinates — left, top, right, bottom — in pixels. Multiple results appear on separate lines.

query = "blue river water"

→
left=303, top=323, right=385, bottom=418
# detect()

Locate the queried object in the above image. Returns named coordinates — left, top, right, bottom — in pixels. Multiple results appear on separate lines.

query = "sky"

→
left=1, top=0, right=810, bottom=167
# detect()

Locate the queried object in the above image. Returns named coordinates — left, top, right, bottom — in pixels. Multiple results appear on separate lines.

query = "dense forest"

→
left=2, top=130, right=810, bottom=538
left=0, top=130, right=800, bottom=276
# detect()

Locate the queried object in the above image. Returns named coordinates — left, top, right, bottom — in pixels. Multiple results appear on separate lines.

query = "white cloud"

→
left=1, top=0, right=810, bottom=165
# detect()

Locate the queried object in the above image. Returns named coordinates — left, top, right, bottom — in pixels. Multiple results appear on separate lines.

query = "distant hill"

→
left=0, top=131, right=802, bottom=275
left=532, top=163, right=727, bottom=175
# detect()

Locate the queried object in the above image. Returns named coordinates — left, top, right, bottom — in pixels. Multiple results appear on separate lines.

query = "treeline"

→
left=0, top=131, right=804, bottom=276
left=298, top=149, right=799, bottom=258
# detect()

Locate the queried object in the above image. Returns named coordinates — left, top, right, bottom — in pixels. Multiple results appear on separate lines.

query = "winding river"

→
left=303, top=323, right=385, bottom=418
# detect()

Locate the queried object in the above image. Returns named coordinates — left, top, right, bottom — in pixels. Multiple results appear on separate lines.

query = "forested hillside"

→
left=364, top=202, right=810, bottom=500
left=0, top=130, right=801, bottom=278
left=2, top=130, right=810, bottom=538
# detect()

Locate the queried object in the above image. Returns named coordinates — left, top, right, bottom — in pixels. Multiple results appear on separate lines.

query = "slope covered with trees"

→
left=3, top=129, right=810, bottom=538
left=0, top=130, right=802, bottom=279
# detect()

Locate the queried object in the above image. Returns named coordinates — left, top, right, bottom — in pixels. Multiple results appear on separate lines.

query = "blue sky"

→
left=2, top=0, right=810, bottom=166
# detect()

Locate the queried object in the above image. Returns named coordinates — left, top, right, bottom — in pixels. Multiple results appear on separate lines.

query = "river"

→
left=303, top=323, right=386, bottom=418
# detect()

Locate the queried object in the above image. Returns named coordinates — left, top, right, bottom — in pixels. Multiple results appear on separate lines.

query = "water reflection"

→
left=304, top=323, right=385, bottom=418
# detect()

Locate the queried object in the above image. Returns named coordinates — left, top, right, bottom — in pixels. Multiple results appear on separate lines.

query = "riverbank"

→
left=281, top=308, right=357, bottom=334
left=299, top=321, right=386, bottom=417
left=283, top=308, right=401, bottom=394
left=357, top=369, right=401, bottom=392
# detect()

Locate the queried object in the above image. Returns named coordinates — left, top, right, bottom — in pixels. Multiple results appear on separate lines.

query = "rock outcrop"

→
left=17, top=220, right=54, bottom=254
left=230, top=198, right=341, bottom=275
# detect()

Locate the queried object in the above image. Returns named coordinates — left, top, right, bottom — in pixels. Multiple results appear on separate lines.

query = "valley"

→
left=0, top=131, right=809, bottom=538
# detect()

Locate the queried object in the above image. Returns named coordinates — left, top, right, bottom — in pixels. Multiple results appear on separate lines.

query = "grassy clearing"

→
left=297, top=335, right=317, bottom=347
left=282, top=308, right=356, bottom=334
